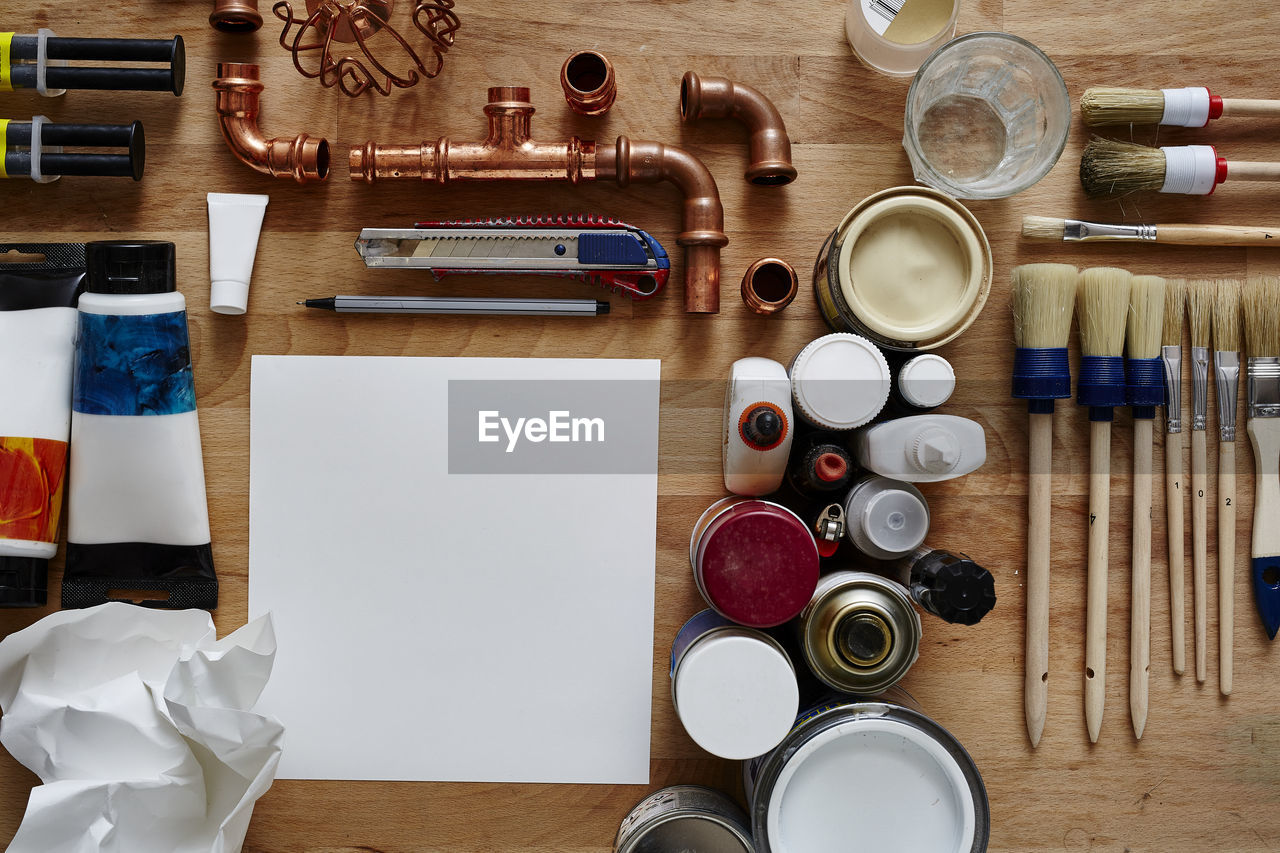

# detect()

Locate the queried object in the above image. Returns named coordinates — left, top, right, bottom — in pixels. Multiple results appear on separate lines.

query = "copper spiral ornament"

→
left=272, top=0, right=459, bottom=97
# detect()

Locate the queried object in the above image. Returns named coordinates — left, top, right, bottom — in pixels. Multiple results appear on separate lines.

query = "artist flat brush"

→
left=1213, top=280, right=1241, bottom=694
left=1022, top=216, right=1280, bottom=248
left=1080, top=139, right=1280, bottom=198
left=1081, top=86, right=1280, bottom=127
left=1187, top=279, right=1214, bottom=682
left=1161, top=279, right=1188, bottom=675
left=1077, top=267, right=1131, bottom=743
left=1012, top=263, right=1079, bottom=748
left=1243, top=276, right=1280, bottom=640
left=1126, top=275, right=1165, bottom=739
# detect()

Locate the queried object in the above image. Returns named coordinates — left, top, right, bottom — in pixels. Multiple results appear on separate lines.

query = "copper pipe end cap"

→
left=562, top=51, right=617, bottom=116
left=742, top=258, right=798, bottom=315
left=209, top=0, right=263, bottom=32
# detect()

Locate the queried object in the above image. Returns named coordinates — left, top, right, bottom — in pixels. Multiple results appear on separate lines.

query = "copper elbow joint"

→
left=741, top=258, right=798, bottom=315
left=213, top=63, right=330, bottom=183
left=210, top=0, right=262, bottom=32
left=680, top=71, right=796, bottom=186
left=561, top=51, right=616, bottom=116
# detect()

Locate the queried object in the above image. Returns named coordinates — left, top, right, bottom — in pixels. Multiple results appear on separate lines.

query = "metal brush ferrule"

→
left=1214, top=351, right=1240, bottom=440
left=1248, top=356, right=1280, bottom=419
left=1064, top=220, right=1158, bottom=242
left=1162, top=345, right=1183, bottom=433
left=1191, top=345, right=1210, bottom=430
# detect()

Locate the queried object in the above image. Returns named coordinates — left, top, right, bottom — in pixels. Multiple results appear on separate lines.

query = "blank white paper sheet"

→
left=248, top=355, right=660, bottom=783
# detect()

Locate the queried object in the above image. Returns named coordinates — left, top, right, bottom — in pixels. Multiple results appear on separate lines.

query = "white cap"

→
left=912, top=427, right=962, bottom=475
left=210, top=280, right=250, bottom=315
left=790, top=333, right=891, bottom=430
left=898, top=354, right=955, bottom=408
left=844, top=476, right=930, bottom=559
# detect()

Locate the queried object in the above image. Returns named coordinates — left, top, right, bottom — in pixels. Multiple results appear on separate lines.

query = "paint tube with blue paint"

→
left=65, top=241, right=217, bottom=610
left=0, top=243, right=86, bottom=606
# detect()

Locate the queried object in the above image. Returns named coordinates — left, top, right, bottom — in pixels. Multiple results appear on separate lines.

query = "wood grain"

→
left=1, top=1, right=1279, bottom=851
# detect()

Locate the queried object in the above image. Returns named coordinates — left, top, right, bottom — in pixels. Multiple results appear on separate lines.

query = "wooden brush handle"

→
left=1156, top=224, right=1280, bottom=246
left=1225, top=161, right=1280, bottom=183
left=1248, top=418, right=1280, bottom=639
left=1026, top=412, right=1052, bottom=747
left=1131, top=419, right=1153, bottom=739
left=1221, top=98, right=1280, bottom=119
left=1165, top=429, right=1186, bottom=675
left=1191, top=429, right=1208, bottom=682
left=1219, top=440, right=1235, bottom=695
left=1085, top=419, right=1111, bottom=744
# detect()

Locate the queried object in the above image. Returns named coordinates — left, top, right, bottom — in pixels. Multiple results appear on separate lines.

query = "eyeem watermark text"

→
left=478, top=410, right=605, bottom=452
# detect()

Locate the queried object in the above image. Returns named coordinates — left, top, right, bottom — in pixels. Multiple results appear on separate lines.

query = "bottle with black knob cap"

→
left=900, top=545, right=996, bottom=625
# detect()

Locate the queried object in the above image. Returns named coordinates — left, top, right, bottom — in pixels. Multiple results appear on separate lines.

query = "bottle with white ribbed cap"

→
left=890, top=352, right=956, bottom=414
left=789, top=332, right=891, bottom=430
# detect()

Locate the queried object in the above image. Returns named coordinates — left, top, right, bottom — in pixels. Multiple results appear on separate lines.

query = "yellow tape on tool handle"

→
left=0, top=119, right=8, bottom=178
left=0, top=34, right=13, bottom=92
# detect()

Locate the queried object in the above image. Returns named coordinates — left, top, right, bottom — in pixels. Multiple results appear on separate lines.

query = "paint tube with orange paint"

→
left=0, top=243, right=86, bottom=606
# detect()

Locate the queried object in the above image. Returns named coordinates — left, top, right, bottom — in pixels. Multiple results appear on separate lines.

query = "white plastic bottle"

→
left=854, top=414, right=986, bottom=483
left=723, top=357, right=794, bottom=496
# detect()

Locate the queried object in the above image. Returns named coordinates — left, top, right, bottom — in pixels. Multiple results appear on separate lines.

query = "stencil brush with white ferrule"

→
left=1213, top=279, right=1241, bottom=693
left=1243, top=276, right=1280, bottom=640
left=1076, top=266, right=1132, bottom=743
left=1187, top=279, right=1215, bottom=682
left=1081, top=86, right=1280, bottom=127
left=1161, top=278, right=1188, bottom=676
left=1079, top=139, right=1280, bottom=199
left=1126, top=275, right=1164, bottom=739
left=1012, top=263, right=1079, bottom=748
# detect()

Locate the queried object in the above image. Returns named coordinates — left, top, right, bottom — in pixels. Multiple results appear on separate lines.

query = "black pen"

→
left=298, top=295, right=610, bottom=317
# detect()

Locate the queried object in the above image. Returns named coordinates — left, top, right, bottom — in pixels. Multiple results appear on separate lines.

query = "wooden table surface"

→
left=4, top=1, right=1280, bottom=850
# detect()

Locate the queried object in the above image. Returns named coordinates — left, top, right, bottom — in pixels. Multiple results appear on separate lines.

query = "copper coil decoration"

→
left=272, top=0, right=459, bottom=97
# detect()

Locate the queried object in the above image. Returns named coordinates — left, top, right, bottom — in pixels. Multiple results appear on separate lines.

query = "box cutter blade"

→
left=355, top=217, right=670, bottom=300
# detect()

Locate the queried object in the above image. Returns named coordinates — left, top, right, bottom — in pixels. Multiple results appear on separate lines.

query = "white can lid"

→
left=898, top=353, right=955, bottom=408
left=674, top=633, right=798, bottom=760
left=211, top=280, right=249, bottom=315
left=790, top=333, right=890, bottom=429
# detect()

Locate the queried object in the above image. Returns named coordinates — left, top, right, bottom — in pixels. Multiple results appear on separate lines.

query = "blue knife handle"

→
left=1252, top=556, right=1280, bottom=639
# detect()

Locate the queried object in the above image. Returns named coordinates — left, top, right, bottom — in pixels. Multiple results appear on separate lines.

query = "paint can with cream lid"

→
left=670, top=609, right=799, bottom=760
left=690, top=497, right=820, bottom=628
left=813, top=186, right=992, bottom=351
left=797, top=570, right=921, bottom=694
left=613, top=785, right=753, bottom=853
left=744, top=689, right=990, bottom=853
left=789, top=332, right=891, bottom=430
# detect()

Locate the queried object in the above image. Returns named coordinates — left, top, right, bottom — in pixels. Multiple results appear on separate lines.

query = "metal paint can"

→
left=797, top=570, right=921, bottom=694
left=689, top=497, right=820, bottom=628
left=670, top=609, right=799, bottom=760
left=613, top=785, right=753, bottom=853
left=744, top=689, right=990, bottom=853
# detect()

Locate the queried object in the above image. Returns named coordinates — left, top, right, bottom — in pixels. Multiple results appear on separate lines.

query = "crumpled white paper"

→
left=0, top=604, right=283, bottom=853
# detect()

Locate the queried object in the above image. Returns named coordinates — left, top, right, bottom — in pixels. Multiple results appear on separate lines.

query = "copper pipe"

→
left=680, top=71, right=796, bottom=187
left=349, top=86, right=726, bottom=313
left=210, top=0, right=263, bottom=32
left=741, top=258, right=797, bottom=315
left=213, top=63, right=330, bottom=183
left=561, top=50, right=616, bottom=116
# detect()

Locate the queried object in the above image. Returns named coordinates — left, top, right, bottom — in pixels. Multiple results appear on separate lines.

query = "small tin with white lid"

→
left=896, top=353, right=956, bottom=411
left=614, top=785, right=753, bottom=853
left=843, top=474, right=931, bottom=559
left=790, top=332, right=891, bottom=430
left=670, top=609, right=800, bottom=760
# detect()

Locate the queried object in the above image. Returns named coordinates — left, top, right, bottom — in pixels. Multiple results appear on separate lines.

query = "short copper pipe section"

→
left=561, top=51, right=616, bottom=116
left=680, top=71, right=796, bottom=187
left=210, top=0, right=263, bottom=32
left=349, top=86, right=727, bottom=313
left=213, top=63, right=330, bottom=183
left=741, top=258, right=798, bottom=315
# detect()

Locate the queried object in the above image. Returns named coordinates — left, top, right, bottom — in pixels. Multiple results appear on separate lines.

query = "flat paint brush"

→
left=1187, top=279, right=1214, bottom=682
left=1012, top=263, right=1079, bottom=748
left=1080, top=139, right=1280, bottom=198
left=1022, top=216, right=1280, bottom=248
left=1126, top=275, right=1165, bottom=739
left=1081, top=86, right=1280, bottom=127
left=1243, top=276, right=1280, bottom=639
left=1213, top=279, right=1241, bottom=693
left=1161, top=278, right=1188, bottom=675
left=1077, top=267, right=1132, bottom=743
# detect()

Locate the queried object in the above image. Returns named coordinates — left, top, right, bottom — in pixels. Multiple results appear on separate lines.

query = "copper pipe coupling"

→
left=210, top=0, right=263, bottom=32
left=561, top=50, right=616, bottom=116
left=680, top=71, right=796, bottom=186
left=741, top=258, right=798, bottom=315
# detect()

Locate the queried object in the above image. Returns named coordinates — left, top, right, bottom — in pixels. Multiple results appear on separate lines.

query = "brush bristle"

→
left=1079, top=138, right=1168, bottom=198
left=1127, top=275, right=1166, bottom=359
left=1013, top=263, right=1079, bottom=349
left=1080, top=87, right=1167, bottom=126
left=1187, top=279, right=1215, bottom=348
left=1078, top=267, right=1132, bottom=357
left=1162, top=278, right=1186, bottom=346
left=1021, top=216, right=1067, bottom=240
left=1213, top=279, right=1241, bottom=352
left=1244, top=276, right=1280, bottom=358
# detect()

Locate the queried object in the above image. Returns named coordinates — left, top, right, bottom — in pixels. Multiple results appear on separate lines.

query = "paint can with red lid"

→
left=689, top=497, right=821, bottom=628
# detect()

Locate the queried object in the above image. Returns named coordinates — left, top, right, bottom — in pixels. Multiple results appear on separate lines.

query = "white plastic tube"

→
left=207, top=192, right=268, bottom=315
